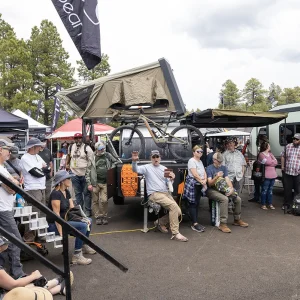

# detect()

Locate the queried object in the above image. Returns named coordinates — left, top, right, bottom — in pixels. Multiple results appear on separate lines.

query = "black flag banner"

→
left=51, top=0, right=101, bottom=70
left=51, top=84, right=62, bottom=132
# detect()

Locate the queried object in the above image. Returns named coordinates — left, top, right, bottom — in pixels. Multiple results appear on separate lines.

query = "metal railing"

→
left=0, top=174, right=128, bottom=300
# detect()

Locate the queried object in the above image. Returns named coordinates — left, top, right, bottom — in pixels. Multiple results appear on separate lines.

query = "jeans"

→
left=188, top=185, right=202, bottom=224
left=71, top=175, right=91, bottom=215
left=260, top=178, right=275, bottom=206
left=48, top=218, right=92, bottom=251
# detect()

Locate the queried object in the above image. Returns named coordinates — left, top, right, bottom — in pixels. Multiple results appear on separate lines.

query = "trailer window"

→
left=279, top=124, right=295, bottom=145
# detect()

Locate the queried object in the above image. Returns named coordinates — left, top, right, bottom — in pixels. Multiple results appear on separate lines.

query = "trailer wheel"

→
left=113, top=195, right=125, bottom=205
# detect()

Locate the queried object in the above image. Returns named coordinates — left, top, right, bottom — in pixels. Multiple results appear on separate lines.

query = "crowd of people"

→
left=0, top=130, right=299, bottom=297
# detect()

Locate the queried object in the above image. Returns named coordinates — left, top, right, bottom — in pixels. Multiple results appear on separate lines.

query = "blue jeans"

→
left=260, top=179, right=275, bottom=206
left=48, top=218, right=92, bottom=251
left=71, top=175, right=91, bottom=215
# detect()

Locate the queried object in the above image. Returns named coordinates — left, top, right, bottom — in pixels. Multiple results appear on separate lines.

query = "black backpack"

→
left=251, top=160, right=265, bottom=182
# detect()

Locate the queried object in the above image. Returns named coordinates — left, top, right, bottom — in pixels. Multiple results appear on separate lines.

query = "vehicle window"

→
left=258, top=127, right=267, bottom=136
left=279, top=124, right=295, bottom=145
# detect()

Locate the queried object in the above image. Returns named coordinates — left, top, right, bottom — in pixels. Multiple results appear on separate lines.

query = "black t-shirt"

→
left=47, top=189, right=71, bottom=223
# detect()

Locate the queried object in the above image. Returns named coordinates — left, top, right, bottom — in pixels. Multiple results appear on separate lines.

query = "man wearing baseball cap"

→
left=65, top=133, right=94, bottom=216
left=0, top=139, right=26, bottom=279
left=281, top=133, right=300, bottom=211
left=86, top=142, right=118, bottom=225
left=132, top=150, right=188, bottom=242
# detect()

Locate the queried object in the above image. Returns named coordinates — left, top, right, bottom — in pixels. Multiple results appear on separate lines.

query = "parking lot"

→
left=25, top=187, right=300, bottom=300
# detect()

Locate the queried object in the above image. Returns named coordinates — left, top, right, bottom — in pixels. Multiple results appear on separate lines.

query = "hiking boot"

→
left=191, top=223, right=205, bottom=233
left=218, top=223, right=231, bottom=233
left=96, top=218, right=102, bottom=225
left=102, top=217, right=108, bottom=225
left=71, top=252, right=92, bottom=265
left=82, top=244, right=96, bottom=255
left=233, top=219, right=248, bottom=227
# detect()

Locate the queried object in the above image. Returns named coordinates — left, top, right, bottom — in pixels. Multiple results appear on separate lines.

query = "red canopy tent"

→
left=49, top=118, right=114, bottom=140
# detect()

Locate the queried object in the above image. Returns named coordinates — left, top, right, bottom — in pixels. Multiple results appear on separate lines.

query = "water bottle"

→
left=16, top=193, right=25, bottom=207
left=140, top=178, right=145, bottom=197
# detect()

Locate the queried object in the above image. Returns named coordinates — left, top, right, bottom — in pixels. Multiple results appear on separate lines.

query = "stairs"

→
left=13, top=206, right=63, bottom=248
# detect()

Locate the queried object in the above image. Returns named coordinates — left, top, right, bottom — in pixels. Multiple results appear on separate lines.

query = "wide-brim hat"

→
left=25, top=138, right=45, bottom=149
left=3, top=287, right=53, bottom=300
left=52, top=170, right=75, bottom=186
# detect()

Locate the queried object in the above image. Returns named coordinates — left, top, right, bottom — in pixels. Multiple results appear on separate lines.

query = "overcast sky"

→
left=2, top=0, right=300, bottom=111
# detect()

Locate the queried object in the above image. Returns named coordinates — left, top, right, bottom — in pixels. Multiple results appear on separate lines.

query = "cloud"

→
left=276, top=49, right=300, bottom=63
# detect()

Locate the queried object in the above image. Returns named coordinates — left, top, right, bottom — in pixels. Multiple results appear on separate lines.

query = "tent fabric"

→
left=55, top=58, right=185, bottom=120
left=12, top=109, right=50, bottom=130
left=49, top=118, right=114, bottom=139
left=183, top=109, right=288, bottom=128
left=0, top=109, right=28, bottom=130
left=206, top=130, right=250, bottom=137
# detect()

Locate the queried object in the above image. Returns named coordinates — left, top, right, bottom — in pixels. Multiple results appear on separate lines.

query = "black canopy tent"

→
left=0, top=109, right=29, bottom=130
left=182, top=109, right=288, bottom=128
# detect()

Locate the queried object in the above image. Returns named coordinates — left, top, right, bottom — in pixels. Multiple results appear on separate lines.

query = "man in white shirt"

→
left=20, top=138, right=46, bottom=206
left=0, top=139, right=25, bottom=279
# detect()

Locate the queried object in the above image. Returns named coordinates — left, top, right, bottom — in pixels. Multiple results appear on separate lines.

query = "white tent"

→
left=12, top=109, right=51, bottom=132
left=206, top=130, right=250, bottom=137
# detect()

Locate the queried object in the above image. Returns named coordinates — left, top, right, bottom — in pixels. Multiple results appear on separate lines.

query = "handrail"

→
left=0, top=174, right=128, bottom=300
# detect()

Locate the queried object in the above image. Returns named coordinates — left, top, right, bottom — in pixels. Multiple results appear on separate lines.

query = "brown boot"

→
left=218, top=223, right=231, bottom=233
left=233, top=219, right=248, bottom=227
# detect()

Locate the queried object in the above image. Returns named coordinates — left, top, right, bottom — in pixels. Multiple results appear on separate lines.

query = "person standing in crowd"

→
left=59, top=142, right=68, bottom=155
left=132, top=150, right=188, bottom=242
left=38, top=140, right=53, bottom=204
left=223, top=137, right=247, bottom=194
left=48, top=170, right=96, bottom=265
left=258, top=142, right=277, bottom=210
left=207, top=144, right=222, bottom=166
left=0, top=140, right=26, bottom=279
left=183, top=145, right=207, bottom=233
left=4, top=147, right=22, bottom=183
left=20, top=138, right=46, bottom=205
left=86, top=142, right=118, bottom=225
left=206, top=153, right=248, bottom=233
left=281, top=133, right=300, bottom=212
left=66, top=133, right=94, bottom=217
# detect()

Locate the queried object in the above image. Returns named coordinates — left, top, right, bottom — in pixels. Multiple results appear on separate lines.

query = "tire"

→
left=113, top=195, right=125, bottom=205
left=168, top=125, right=204, bottom=162
left=109, top=125, right=145, bottom=163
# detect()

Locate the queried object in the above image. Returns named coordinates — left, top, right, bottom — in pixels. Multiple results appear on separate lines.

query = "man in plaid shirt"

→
left=281, top=133, right=300, bottom=211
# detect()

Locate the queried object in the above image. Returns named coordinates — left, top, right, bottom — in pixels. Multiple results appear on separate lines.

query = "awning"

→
left=183, top=109, right=288, bottom=128
left=0, top=109, right=28, bottom=130
left=206, top=130, right=250, bottom=137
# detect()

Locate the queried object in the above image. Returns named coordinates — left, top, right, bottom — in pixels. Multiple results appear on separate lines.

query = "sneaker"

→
left=82, top=244, right=96, bottom=255
left=102, top=217, right=108, bottom=225
left=268, top=205, right=275, bottom=210
left=96, top=218, right=102, bottom=225
left=261, top=205, right=268, bottom=210
left=248, top=197, right=259, bottom=202
left=218, top=223, right=231, bottom=233
left=191, top=224, right=205, bottom=233
left=232, top=219, right=248, bottom=227
left=71, top=252, right=92, bottom=265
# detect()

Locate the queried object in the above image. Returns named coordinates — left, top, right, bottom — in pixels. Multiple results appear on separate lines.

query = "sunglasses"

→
left=213, top=158, right=222, bottom=163
left=151, top=155, right=160, bottom=159
left=293, top=138, right=299, bottom=141
left=1, top=147, right=11, bottom=152
left=196, top=150, right=203, bottom=153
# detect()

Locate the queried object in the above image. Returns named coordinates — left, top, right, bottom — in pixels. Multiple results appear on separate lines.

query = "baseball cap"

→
left=213, top=152, right=223, bottom=163
left=0, top=139, right=14, bottom=148
left=97, top=144, right=105, bottom=150
left=151, top=150, right=160, bottom=157
left=25, top=138, right=45, bottom=149
left=74, top=133, right=83, bottom=138
left=293, top=133, right=300, bottom=140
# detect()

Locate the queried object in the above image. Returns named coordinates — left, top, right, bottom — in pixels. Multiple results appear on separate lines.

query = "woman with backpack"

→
left=258, top=141, right=278, bottom=210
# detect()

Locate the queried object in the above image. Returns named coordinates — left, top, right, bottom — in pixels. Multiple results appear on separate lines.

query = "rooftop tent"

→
left=49, top=118, right=114, bottom=139
left=0, top=109, right=28, bottom=130
left=12, top=109, right=51, bottom=133
left=55, top=58, right=186, bottom=121
left=183, top=109, right=288, bottom=128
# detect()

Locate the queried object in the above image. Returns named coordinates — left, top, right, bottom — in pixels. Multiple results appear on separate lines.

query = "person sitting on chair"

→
left=132, top=150, right=188, bottom=242
left=206, top=153, right=248, bottom=233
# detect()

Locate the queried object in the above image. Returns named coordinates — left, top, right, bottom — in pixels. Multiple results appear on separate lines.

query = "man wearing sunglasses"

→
left=281, top=133, right=300, bottom=211
left=132, top=150, right=188, bottom=242
left=0, top=139, right=26, bottom=279
left=206, top=152, right=248, bottom=233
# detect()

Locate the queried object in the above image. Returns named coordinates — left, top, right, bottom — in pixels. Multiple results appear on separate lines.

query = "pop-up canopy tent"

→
left=0, top=109, right=28, bottom=130
left=206, top=130, right=250, bottom=137
left=12, top=109, right=50, bottom=134
left=49, top=118, right=114, bottom=140
left=55, top=58, right=186, bottom=122
left=183, top=109, right=288, bottom=128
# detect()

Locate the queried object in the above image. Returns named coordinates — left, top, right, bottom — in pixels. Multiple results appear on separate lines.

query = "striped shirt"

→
left=281, top=143, right=300, bottom=176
